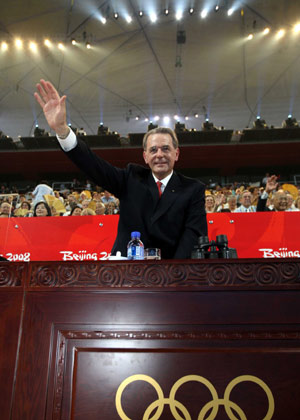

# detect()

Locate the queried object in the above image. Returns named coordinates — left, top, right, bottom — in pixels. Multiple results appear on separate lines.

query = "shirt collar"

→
left=152, top=171, right=173, bottom=187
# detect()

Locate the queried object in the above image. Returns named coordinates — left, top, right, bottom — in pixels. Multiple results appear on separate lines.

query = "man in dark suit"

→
left=35, top=79, right=207, bottom=258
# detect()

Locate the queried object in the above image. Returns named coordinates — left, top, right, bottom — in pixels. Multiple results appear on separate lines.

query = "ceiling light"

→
left=247, top=33, right=254, bottom=40
left=144, top=118, right=149, bottom=122
left=293, top=23, right=300, bottom=33
left=194, top=113, right=199, bottom=118
left=44, top=39, right=52, bottom=47
left=114, top=12, right=119, bottom=19
left=29, top=41, right=38, bottom=52
left=15, top=38, right=23, bottom=49
left=176, top=10, right=183, bottom=20
left=189, top=8, right=194, bottom=15
left=227, top=8, right=234, bottom=16
left=1, top=41, right=8, bottom=51
left=71, top=38, right=77, bottom=45
left=201, top=9, right=208, bottom=19
left=185, top=116, right=189, bottom=121
left=154, top=115, right=160, bottom=121
left=149, top=12, right=157, bottom=23
left=163, top=116, right=170, bottom=124
left=174, top=115, right=179, bottom=120
left=214, top=5, right=220, bottom=12
left=263, top=27, right=270, bottom=35
left=139, top=10, right=143, bottom=17
left=164, top=9, right=169, bottom=16
left=86, top=42, right=91, bottom=49
left=58, top=42, right=64, bottom=50
left=100, top=16, right=107, bottom=24
left=276, top=29, right=285, bottom=38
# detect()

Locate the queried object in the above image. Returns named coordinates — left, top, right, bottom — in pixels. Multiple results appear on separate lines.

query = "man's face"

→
left=240, top=192, right=252, bottom=208
left=273, top=193, right=288, bottom=211
left=0, top=203, right=11, bottom=215
left=143, top=133, right=179, bottom=180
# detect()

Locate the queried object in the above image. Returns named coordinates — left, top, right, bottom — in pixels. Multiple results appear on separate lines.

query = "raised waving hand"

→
left=34, top=79, right=69, bottom=137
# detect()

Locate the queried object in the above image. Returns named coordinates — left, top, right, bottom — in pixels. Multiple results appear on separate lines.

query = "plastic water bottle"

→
left=127, top=231, right=144, bottom=260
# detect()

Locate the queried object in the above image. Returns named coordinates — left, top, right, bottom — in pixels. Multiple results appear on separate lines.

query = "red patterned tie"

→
left=156, top=181, right=163, bottom=198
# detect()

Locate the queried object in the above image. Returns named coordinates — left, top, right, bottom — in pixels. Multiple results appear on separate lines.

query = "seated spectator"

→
left=33, top=201, right=52, bottom=217
left=205, top=194, right=216, bottom=213
left=0, top=201, right=13, bottom=217
left=105, top=201, right=118, bottom=215
left=14, top=201, right=32, bottom=217
left=226, top=195, right=237, bottom=212
left=286, top=193, right=299, bottom=212
left=70, top=206, right=82, bottom=216
left=95, top=201, right=105, bottom=215
left=257, top=175, right=290, bottom=212
left=81, top=208, right=96, bottom=216
left=101, top=190, right=117, bottom=205
left=234, top=190, right=256, bottom=212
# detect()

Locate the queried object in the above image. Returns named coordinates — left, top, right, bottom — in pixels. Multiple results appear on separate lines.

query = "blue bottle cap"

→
left=131, top=231, right=141, bottom=238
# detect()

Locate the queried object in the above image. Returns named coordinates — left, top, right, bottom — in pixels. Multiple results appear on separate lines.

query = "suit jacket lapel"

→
left=151, top=172, right=182, bottom=224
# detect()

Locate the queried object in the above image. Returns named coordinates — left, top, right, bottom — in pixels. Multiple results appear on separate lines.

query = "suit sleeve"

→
left=173, top=182, right=207, bottom=259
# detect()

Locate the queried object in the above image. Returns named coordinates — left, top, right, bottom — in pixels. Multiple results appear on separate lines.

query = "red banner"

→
left=0, top=213, right=299, bottom=261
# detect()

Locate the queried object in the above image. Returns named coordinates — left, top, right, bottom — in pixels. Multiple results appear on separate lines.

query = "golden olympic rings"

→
left=115, top=374, right=274, bottom=420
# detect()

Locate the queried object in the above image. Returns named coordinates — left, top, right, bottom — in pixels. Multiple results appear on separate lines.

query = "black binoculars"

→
left=191, top=234, right=238, bottom=259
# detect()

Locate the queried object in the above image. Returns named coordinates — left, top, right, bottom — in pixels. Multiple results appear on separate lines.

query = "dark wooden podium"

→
left=1, top=259, right=300, bottom=420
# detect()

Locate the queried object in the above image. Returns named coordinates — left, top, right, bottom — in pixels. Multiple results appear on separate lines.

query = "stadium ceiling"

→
left=1, top=0, right=300, bottom=138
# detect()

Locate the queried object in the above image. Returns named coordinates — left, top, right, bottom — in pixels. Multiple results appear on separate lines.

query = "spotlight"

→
left=175, top=122, right=186, bottom=133
left=163, top=116, right=170, bottom=124
left=214, top=5, right=220, bottom=12
left=164, top=9, right=169, bottom=16
left=86, top=42, right=91, bottom=49
left=227, top=8, right=234, bottom=16
left=58, top=42, right=64, bottom=50
left=253, top=116, right=268, bottom=129
left=114, top=12, right=119, bottom=19
left=135, top=116, right=139, bottom=120
left=185, top=116, right=189, bottom=121
left=276, top=29, right=285, bottom=38
left=97, top=123, right=109, bottom=135
left=139, top=10, right=143, bottom=17
left=15, top=38, right=23, bottom=49
left=125, top=15, right=132, bottom=23
left=153, top=115, right=160, bottom=122
left=189, top=8, right=194, bottom=15
left=148, top=122, right=158, bottom=131
left=176, top=10, right=183, bottom=20
left=263, top=27, right=270, bottom=35
left=194, top=113, right=199, bottom=118
left=202, top=119, right=217, bottom=131
left=201, top=9, right=208, bottom=19
left=247, top=33, right=254, bottom=40
left=34, top=126, right=47, bottom=137
left=100, top=16, right=107, bottom=24
left=1, top=41, right=8, bottom=51
left=44, top=39, right=52, bottom=47
left=174, top=115, right=179, bottom=120
left=282, top=115, right=299, bottom=128
left=149, top=12, right=157, bottom=23
left=294, top=23, right=300, bottom=33
left=71, top=38, right=77, bottom=45
left=29, top=41, right=38, bottom=52
left=144, top=118, right=149, bottom=122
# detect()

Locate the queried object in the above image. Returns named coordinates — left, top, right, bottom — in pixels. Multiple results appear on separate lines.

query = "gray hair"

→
left=142, top=126, right=179, bottom=150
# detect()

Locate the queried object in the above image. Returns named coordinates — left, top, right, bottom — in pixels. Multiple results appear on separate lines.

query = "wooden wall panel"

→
left=0, top=260, right=300, bottom=419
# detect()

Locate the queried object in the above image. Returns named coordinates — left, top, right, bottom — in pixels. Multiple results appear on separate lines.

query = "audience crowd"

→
left=0, top=175, right=300, bottom=218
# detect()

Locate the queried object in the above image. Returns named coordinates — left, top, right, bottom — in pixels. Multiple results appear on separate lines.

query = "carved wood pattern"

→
left=0, top=263, right=26, bottom=287
left=52, top=326, right=300, bottom=419
left=61, top=329, right=300, bottom=340
left=27, top=260, right=300, bottom=288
